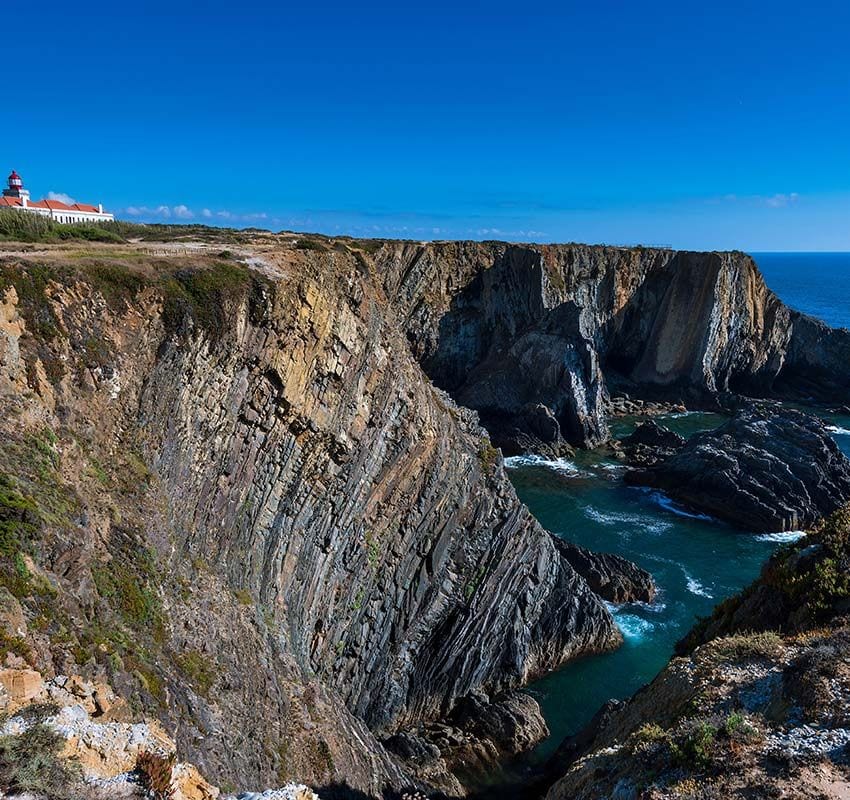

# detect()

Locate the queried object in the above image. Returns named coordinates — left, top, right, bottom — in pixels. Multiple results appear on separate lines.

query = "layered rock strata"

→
left=0, top=242, right=628, bottom=795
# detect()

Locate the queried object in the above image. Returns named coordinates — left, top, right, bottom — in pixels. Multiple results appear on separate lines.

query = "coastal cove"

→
left=509, top=251, right=850, bottom=760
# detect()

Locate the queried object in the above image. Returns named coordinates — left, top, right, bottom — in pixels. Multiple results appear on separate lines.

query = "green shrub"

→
left=91, top=547, right=164, bottom=640
left=478, top=441, right=500, bottom=473
left=160, top=262, right=251, bottom=339
left=708, top=631, right=783, bottom=662
left=629, top=722, right=670, bottom=752
left=234, top=588, right=252, bottom=605
left=0, top=723, right=82, bottom=799
left=174, top=649, right=215, bottom=695
left=0, top=208, right=124, bottom=243
left=0, top=474, right=40, bottom=597
left=723, top=711, right=759, bottom=742
left=294, top=237, right=329, bottom=252
left=672, top=720, right=717, bottom=768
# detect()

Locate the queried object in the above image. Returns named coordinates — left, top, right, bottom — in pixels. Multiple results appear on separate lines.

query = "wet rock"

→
left=486, top=403, right=575, bottom=458
left=619, top=420, right=685, bottom=467
left=625, top=408, right=850, bottom=531
left=553, top=541, right=656, bottom=603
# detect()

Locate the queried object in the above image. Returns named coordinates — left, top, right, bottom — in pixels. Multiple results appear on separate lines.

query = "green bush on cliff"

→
left=0, top=722, right=82, bottom=799
left=671, top=720, right=717, bottom=769
left=680, top=505, right=850, bottom=653
left=92, top=546, right=165, bottom=641
left=160, top=261, right=252, bottom=340
left=763, top=505, right=850, bottom=618
left=0, top=474, right=40, bottom=597
left=174, top=649, right=215, bottom=696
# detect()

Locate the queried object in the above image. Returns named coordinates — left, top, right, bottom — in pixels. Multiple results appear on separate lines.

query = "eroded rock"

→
left=624, top=408, right=850, bottom=531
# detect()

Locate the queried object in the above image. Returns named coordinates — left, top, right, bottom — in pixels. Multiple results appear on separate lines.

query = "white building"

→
left=0, top=170, right=114, bottom=223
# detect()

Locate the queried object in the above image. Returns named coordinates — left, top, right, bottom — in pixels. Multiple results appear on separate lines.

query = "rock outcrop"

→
left=2, top=232, right=847, bottom=798
left=376, top=242, right=850, bottom=451
left=543, top=506, right=850, bottom=800
left=553, top=541, right=656, bottom=604
left=625, top=408, right=850, bottom=531
left=387, top=690, right=550, bottom=793
left=619, top=420, right=686, bottom=468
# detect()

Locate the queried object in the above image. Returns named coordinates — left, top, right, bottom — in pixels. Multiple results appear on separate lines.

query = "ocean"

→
left=508, top=252, right=850, bottom=758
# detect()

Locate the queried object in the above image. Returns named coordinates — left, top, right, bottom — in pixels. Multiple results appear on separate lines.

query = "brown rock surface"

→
left=0, top=667, right=43, bottom=711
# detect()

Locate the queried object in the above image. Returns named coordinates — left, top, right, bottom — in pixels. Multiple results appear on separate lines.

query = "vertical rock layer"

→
left=1, top=234, right=845, bottom=796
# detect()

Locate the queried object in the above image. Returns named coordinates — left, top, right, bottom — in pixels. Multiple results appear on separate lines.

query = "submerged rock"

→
left=625, top=408, right=850, bottom=531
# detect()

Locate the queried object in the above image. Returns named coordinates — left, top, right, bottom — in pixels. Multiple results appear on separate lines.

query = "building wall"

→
left=15, top=205, right=114, bottom=224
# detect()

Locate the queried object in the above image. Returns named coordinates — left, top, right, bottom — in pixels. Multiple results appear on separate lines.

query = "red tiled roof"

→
left=0, top=197, right=105, bottom=213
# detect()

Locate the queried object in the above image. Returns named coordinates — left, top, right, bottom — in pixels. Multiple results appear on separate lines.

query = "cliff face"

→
left=134, top=248, right=618, bottom=730
left=377, top=242, right=850, bottom=449
left=0, top=239, right=622, bottom=794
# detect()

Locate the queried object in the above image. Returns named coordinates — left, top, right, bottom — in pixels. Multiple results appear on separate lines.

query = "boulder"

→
left=0, top=668, right=43, bottom=712
left=625, top=408, right=850, bottom=531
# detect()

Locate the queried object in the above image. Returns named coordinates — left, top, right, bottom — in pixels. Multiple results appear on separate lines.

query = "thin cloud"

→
left=125, top=205, right=172, bottom=218
left=717, top=192, right=800, bottom=208
left=763, top=192, right=799, bottom=208
left=47, top=191, right=77, bottom=205
left=123, top=204, right=269, bottom=223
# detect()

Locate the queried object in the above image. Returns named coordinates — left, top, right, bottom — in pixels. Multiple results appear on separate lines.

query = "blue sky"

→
left=3, top=1, right=849, bottom=250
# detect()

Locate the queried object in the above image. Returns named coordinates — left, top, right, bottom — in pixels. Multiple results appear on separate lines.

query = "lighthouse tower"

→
left=3, top=171, right=30, bottom=201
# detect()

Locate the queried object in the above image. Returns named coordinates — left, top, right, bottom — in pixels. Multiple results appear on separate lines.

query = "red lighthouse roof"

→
left=8, top=171, right=22, bottom=183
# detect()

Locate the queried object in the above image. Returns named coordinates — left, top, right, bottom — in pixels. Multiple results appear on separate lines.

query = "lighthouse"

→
left=3, top=171, right=30, bottom=202
left=0, top=169, right=113, bottom=223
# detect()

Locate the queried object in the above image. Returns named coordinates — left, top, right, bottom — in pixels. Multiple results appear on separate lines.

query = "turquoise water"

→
left=509, top=253, right=850, bottom=758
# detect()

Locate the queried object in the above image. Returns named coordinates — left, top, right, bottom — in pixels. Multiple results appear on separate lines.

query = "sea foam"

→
left=612, top=612, right=655, bottom=642
left=647, top=491, right=716, bottom=521
left=504, top=454, right=587, bottom=477
left=685, top=575, right=714, bottom=598
left=755, top=530, right=807, bottom=543
left=583, top=506, right=673, bottom=534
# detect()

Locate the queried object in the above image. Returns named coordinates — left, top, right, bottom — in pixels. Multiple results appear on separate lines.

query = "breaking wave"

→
left=612, top=612, right=655, bottom=642
left=503, top=455, right=587, bottom=477
left=583, top=506, right=673, bottom=534
left=755, top=530, right=807, bottom=543
left=685, top=575, right=714, bottom=598
left=646, top=491, right=717, bottom=521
